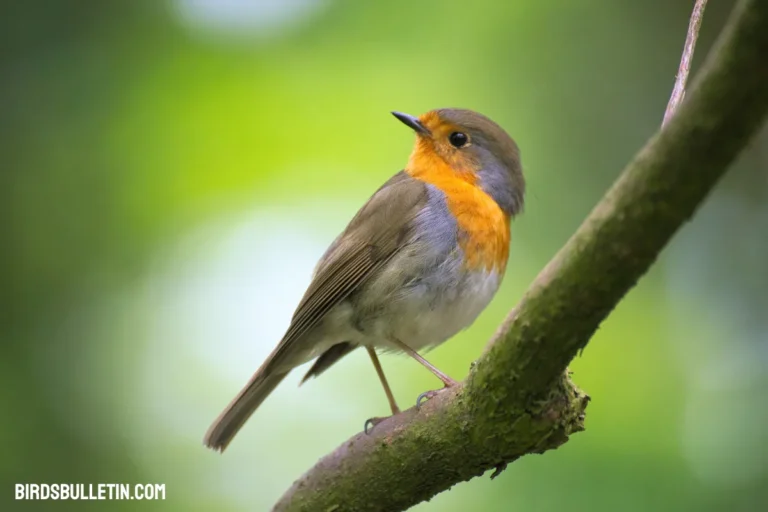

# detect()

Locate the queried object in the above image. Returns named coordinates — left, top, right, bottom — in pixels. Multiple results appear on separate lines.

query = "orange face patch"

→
left=405, top=113, right=510, bottom=274
left=415, top=112, right=479, bottom=176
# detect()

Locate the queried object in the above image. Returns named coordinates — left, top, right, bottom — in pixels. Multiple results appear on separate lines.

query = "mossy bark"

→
left=275, top=373, right=588, bottom=512
left=274, top=1, right=768, bottom=510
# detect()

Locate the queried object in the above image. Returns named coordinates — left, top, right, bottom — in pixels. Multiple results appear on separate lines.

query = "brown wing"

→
left=203, top=171, right=427, bottom=451
left=264, top=171, right=427, bottom=372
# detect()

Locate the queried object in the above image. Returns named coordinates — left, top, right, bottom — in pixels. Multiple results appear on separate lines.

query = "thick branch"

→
left=275, top=1, right=768, bottom=510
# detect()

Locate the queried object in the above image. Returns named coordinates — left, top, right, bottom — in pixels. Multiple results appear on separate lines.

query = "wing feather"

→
left=264, top=171, right=427, bottom=372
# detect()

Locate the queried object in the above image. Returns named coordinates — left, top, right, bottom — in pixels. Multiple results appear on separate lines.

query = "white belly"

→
left=366, top=268, right=502, bottom=352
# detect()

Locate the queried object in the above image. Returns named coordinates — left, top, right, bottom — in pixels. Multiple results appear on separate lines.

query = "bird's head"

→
left=394, top=108, right=524, bottom=216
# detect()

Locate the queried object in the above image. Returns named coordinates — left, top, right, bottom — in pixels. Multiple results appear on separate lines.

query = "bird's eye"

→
left=448, top=132, right=468, bottom=148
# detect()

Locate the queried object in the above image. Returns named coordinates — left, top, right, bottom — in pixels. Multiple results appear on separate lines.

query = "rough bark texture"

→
left=274, top=1, right=768, bottom=510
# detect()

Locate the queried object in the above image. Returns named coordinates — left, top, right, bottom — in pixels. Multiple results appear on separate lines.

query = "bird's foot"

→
left=364, top=416, right=389, bottom=435
left=416, top=378, right=458, bottom=409
left=416, top=389, right=441, bottom=408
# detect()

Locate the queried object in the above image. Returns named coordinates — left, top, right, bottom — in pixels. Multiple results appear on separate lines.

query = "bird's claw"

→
left=364, top=416, right=387, bottom=435
left=416, top=389, right=441, bottom=408
left=416, top=378, right=458, bottom=409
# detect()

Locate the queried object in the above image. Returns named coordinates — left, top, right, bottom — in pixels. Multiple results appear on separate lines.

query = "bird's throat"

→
left=406, top=150, right=511, bottom=274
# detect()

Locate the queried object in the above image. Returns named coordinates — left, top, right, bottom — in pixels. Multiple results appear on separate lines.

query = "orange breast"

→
left=406, top=146, right=510, bottom=273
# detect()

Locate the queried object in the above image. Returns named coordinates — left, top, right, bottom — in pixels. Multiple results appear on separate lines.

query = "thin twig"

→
left=663, top=0, right=709, bottom=126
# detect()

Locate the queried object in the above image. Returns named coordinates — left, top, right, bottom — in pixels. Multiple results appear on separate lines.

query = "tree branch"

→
left=663, top=0, right=709, bottom=126
left=274, top=1, right=768, bottom=510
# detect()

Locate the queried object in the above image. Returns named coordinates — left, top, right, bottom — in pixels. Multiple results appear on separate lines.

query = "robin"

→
left=204, top=108, right=524, bottom=451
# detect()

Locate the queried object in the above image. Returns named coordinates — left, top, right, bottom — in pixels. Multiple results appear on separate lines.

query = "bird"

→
left=204, top=108, right=524, bottom=452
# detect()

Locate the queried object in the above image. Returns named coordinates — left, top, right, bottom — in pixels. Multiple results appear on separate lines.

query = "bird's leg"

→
left=364, top=347, right=400, bottom=434
left=391, top=338, right=458, bottom=386
left=367, top=347, right=400, bottom=415
left=390, top=338, right=458, bottom=408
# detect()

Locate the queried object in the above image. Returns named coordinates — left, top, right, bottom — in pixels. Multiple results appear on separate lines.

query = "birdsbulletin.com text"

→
left=15, top=483, right=166, bottom=501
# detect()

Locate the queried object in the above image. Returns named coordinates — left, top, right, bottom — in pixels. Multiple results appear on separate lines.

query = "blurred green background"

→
left=2, top=1, right=767, bottom=510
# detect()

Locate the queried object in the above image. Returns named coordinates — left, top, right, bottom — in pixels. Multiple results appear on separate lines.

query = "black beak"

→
left=392, top=111, right=431, bottom=136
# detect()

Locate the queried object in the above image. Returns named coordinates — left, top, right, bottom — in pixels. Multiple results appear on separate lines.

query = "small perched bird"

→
left=204, top=109, right=524, bottom=451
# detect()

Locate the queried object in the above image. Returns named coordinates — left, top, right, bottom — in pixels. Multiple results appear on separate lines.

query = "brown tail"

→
left=204, top=368, right=289, bottom=452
